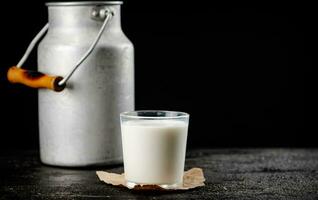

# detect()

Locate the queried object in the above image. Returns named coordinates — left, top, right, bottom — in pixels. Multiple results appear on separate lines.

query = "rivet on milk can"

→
left=7, top=1, right=134, bottom=167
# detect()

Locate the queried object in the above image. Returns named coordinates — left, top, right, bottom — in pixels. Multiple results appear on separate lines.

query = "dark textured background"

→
left=1, top=149, right=318, bottom=199
left=0, top=1, right=315, bottom=149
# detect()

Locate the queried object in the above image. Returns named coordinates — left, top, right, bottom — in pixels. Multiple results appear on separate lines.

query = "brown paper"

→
left=96, top=168, right=205, bottom=190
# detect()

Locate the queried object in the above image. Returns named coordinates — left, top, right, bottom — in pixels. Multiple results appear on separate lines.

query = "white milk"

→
left=121, top=119, right=188, bottom=185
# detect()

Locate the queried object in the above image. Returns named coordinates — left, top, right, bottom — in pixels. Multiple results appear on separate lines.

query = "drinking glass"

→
left=120, top=110, right=189, bottom=189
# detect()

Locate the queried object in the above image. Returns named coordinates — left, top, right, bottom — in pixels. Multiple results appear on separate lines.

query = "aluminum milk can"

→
left=7, top=1, right=134, bottom=167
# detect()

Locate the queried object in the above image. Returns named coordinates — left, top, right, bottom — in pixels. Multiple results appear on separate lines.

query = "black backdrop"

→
left=0, top=1, right=315, bottom=149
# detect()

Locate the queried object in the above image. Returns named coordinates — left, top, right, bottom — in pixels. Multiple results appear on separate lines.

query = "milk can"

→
left=7, top=1, right=134, bottom=167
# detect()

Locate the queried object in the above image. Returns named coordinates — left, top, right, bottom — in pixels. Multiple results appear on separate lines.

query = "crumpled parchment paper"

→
left=96, top=167, right=205, bottom=190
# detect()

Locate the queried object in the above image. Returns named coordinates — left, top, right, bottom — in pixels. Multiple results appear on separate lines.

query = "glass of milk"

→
left=120, top=110, right=189, bottom=189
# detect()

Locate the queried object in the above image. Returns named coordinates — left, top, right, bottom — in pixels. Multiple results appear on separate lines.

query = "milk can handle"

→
left=7, top=8, right=113, bottom=92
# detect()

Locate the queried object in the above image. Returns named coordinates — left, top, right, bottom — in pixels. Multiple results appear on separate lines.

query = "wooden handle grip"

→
left=7, top=66, right=65, bottom=92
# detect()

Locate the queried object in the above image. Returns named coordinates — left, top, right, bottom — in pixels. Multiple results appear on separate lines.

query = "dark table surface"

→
left=1, top=148, right=317, bottom=199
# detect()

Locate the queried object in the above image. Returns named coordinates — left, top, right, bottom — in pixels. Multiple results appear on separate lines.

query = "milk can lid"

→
left=46, top=1, right=123, bottom=6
